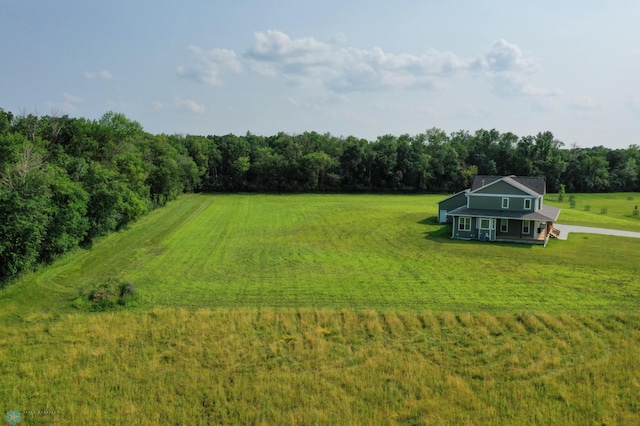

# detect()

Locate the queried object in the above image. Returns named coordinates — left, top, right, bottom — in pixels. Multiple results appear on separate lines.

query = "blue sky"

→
left=2, top=1, right=640, bottom=148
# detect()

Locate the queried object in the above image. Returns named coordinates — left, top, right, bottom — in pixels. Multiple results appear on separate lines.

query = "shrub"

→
left=118, top=281, right=136, bottom=300
left=73, top=278, right=137, bottom=311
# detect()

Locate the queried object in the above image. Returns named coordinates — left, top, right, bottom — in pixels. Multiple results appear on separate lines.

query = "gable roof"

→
left=471, top=175, right=546, bottom=196
left=437, top=189, right=469, bottom=205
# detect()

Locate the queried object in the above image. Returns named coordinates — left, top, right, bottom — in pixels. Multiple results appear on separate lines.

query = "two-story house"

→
left=438, top=175, right=561, bottom=246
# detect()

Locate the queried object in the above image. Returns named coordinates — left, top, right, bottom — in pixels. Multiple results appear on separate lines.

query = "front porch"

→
left=495, top=220, right=556, bottom=246
left=450, top=215, right=558, bottom=246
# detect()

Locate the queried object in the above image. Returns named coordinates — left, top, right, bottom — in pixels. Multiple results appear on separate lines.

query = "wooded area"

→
left=1, top=108, right=639, bottom=282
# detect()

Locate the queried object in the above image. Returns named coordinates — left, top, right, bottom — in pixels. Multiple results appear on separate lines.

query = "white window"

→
left=480, top=218, right=491, bottom=229
left=524, top=199, right=532, bottom=210
left=502, top=198, right=509, bottom=209
left=459, top=217, right=471, bottom=231
left=500, top=219, right=509, bottom=233
left=522, top=220, right=531, bottom=234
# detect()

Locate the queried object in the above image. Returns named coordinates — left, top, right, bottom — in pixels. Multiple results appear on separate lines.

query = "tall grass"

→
left=1, top=309, right=638, bottom=425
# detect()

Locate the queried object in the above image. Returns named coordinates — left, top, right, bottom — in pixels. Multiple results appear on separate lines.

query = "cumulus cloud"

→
left=183, top=31, right=557, bottom=103
left=569, top=96, right=600, bottom=110
left=482, top=39, right=538, bottom=73
left=177, top=45, right=242, bottom=86
left=244, top=30, right=473, bottom=92
left=477, top=39, right=560, bottom=101
left=84, top=70, right=112, bottom=80
left=175, top=98, right=206, bottom=114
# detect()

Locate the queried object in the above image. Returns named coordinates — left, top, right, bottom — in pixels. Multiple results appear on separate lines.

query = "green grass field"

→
left=1, top=193, right=640, bottom=424
left=2, top=193, right=640, bottom=316
left=545, top=192, right=640, bottom=230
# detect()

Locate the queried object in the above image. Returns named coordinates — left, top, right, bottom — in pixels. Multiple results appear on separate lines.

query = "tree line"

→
left=1, top=108, right=639, bottom=282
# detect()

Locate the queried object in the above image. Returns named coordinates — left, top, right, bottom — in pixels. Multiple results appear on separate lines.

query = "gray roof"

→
left=471, top=175, right=546, bottom=195
left=447, top=205, right=561, bottom=222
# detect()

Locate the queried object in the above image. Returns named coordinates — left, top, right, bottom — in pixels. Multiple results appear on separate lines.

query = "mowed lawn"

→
left=3, top=193, right=640, bottom=317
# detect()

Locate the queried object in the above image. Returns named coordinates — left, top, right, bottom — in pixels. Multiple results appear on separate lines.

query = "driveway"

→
left=553, top=224, right=640, bottom=240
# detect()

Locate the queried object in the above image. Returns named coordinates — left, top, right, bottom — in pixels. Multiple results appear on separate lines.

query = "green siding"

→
left=497, top=219, right=521, bottom=237
left=468, top=194, right=539, bottom=212
left=452, top=217, right=495, bottom=241
left=438, top=192, right=467, bottom=211
left=468, top=195, right=502, bottom=210
left=452, top=217, right=477, bottom=239
left=475, top=180, right=531, bottom=196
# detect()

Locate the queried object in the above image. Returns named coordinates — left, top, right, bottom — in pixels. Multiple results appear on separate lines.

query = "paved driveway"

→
left=554, top=224, right=640, bottom=240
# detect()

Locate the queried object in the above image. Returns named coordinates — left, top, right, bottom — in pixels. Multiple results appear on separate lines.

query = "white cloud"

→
left=247, top=30, right=331, bottom=65
left=185, top=31, right=556, bottom=103
left=569, top=96, right=600, bottom=110
left=483, top=39, right=538, bottom=73
left=175, top=98, right=206, bottom=114
left=84, top=69, right=113, bottom=80
left=46, top=92, right=82, bottom=113
left=474, top=39, right=561, bottom=104
left=177, top=45, right=242, bottom=86
left=244, top=30, right=474, bottom=92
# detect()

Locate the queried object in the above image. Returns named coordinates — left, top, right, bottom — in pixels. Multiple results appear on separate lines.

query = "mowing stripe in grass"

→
left=2, top=193, right=640, bottom=319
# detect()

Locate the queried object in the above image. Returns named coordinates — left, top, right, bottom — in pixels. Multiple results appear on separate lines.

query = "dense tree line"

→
left=1, top=108, right=639, bottom=282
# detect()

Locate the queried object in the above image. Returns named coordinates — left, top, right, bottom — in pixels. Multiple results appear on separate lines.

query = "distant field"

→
left=546, top=192, right=640, bottom=231
left=2, top=193, right=640, bottom=318
left=2, top=193, right=640, bottom=424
